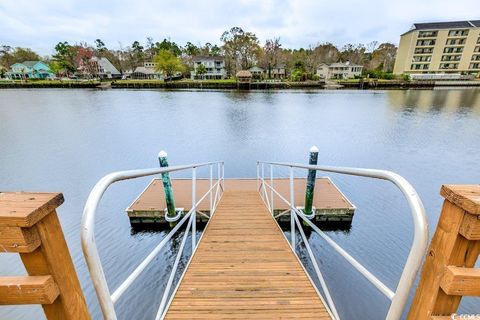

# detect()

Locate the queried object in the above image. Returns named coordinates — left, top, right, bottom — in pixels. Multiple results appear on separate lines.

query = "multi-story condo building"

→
left=190, top=56, right=226, bottom=80
left=393, top=20, right=480, bottom=75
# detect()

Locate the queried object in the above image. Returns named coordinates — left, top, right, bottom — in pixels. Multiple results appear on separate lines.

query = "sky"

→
left=0, top=0, right=479, bottom=56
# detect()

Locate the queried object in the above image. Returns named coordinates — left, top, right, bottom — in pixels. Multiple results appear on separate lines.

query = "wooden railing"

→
left=0, top=192, right=90, bottom=319
left=408, top=185, right=480, bottom=319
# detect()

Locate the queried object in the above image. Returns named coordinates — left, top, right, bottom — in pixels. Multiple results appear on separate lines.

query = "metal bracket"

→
left=296, top=206, right=316, bottom=220
left=164, top=208, right=184, bottom=222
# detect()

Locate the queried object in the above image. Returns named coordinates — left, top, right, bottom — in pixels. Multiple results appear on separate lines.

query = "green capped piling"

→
left=304, top=146, right=319, bottom=216
left=158, top=151, right=177, bottom=221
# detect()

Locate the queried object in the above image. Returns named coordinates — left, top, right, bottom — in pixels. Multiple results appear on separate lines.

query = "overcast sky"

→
left=0, top=0, right=478, bottom=56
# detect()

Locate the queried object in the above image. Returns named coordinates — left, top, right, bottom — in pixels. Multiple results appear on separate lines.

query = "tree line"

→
left=0, top=27, right=398, bottom=79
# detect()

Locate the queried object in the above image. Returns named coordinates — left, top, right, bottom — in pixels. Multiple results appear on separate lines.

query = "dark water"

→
left=0, top=88, right=479, bottom=319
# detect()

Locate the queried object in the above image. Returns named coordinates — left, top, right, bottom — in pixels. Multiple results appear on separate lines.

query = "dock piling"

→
left=158, top=151, right=177, bottom=221
left=304, top=146, right=319, bottom=216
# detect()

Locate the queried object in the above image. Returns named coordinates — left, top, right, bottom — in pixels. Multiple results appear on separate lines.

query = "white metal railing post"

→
left=222, top=162, right=225, bottom=190
left=256, top=162, right=260, bottom=190
left=209, top=165, right=213, bottom=213
left=289, top=166, right=295, bottom=248
left=270, top=164, right=274, bottom=215
left=191, top=167, right=197, bottom=249
left=218, top=162, right=221, bottom=190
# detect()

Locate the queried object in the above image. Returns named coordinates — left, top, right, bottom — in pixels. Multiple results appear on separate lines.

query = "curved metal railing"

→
left=81, top=161, right=224, bottom=320
left=256, top=161, right=428, bottom=320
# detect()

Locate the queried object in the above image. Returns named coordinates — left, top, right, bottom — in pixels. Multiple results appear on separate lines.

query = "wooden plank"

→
left=0, top=226, right=41, bottom=252
left=440, top=266, right=480, bottom=296
left=440, top=185, right=480, bottom=215
left=0, top=275, right=59, bottom=305
left=20, top=211, right=90, bottom=319
left=164, top=190, right=331, bottom=319
left=459, top=212, right=480, bottom=240
left=0, top=192, right=64, bottom=227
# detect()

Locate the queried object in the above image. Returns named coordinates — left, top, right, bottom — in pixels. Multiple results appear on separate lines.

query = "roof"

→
left=22, top=61, right=44, bottom=67
left=249, top=66, right=264, bottom=72
left=133, top=66, right=160, bottom=75
left=192, top=55, right=224, bottom=62
left=95, top=57, right=120, bottom=75
left=236, top=70, right=252, bottom=77
left=402, top=19, right=480, bottom=35
left=319, top=62, right=362, bottom=68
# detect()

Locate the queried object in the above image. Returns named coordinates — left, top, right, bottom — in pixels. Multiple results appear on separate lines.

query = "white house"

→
left=191, top=56, right=226, bottom=80
left=248, top=66, right=264, bottom=79
left=94, top=57, right=121, bottom=79
left=316, top=62, right=363, bottom=80
left=131, top=62, right=163, bottom=79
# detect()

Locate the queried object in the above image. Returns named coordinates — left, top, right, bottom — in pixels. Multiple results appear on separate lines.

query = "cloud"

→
left=0, top=0, right=478, bottom=55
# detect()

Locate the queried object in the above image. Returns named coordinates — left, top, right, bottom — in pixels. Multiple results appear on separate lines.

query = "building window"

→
left=441, top=55, right=462, bottom=61
left=439, top=63, right=459, bottom=69
left=477, top=37, right=480, bottom=44
left=413, top=55, right=432, bottom=62
left=411, top=63, right=429, bottom=70
left=475, top=46, right=480, bottom=53
left=445, top=38, right=466, bottom=45
left=443, top=47, right=463, bottom=53
left=469, top=63, right=480, bottom=69
left=448, top=29, right=469, bottom=37
left=418, top=30, right=438, bottom=38
left=472, top=55, right=480, bottom=61
left=414, top=47, right=434, bottom=54
left=416, top=39, right=436, bottom=46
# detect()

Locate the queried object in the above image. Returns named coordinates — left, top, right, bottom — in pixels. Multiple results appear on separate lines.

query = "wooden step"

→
left=440, top=266, right=480, bottom=296
left=0, top=275, right=59, bottom=304
left=459, top=212, right=480, bottom=240
left=0, top=226, right=41, bottom=252
left=0, top=192, right=64, bottom=227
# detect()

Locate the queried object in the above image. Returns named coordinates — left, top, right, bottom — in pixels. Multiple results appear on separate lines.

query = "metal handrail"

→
left=81, top=161, right=224, bottom=320
left=256, top=161, right=428, bottom=320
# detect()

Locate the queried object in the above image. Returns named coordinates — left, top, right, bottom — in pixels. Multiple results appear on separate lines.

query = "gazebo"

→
left=236, top=70, right=252, bottom=89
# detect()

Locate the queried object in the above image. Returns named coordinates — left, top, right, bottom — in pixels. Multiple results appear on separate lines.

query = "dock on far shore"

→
left=126, top=178, right=356, bottom=224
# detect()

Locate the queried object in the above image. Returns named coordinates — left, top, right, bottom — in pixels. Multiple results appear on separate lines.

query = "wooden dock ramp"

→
left=164, top=190, right=332, bottom=319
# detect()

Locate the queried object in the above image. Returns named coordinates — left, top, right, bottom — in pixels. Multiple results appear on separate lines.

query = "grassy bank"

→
left=0, top=79, right=100, bottom=88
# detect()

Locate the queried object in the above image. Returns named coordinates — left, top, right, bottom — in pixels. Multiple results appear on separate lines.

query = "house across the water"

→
left=248, top=66, right=264, bottom=79
left=316, top=62, right=363, bottom=80
left=271, top=64, right=287, bottom=79
left=8, top=61, right=54, bottom=79
left=190, top=56, right=226, bottom=80
left=94, top=57, right=121, bottom=79
left=131, top=62, right=163, bottom=79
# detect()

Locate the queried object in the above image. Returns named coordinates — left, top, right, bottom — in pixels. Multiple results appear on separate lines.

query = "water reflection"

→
left=1, top=88, right=479, bottom=320
left=388, top=89, right=480, bottom=114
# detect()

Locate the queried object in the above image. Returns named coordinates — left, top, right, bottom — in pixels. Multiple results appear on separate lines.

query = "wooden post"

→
left=158, top=150, right=177, bottom=219
left=407, top=185, right=480, bottom=320
left=0, top=192, right=90, bottom=320
left=304, top=146, right=319, bottom=215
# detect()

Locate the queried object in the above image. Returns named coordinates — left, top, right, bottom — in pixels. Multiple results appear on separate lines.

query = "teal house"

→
left=9, top=61, right=54, bottom=79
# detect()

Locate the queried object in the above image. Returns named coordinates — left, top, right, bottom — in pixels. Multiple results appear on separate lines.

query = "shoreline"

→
left=1, top=79, right=479, bottom=90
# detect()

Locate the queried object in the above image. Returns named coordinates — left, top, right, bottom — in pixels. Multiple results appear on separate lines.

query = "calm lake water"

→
left=1, top=88, right=479, bottom=319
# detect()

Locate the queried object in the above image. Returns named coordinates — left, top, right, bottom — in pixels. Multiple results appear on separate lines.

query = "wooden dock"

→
left=127, top=178, right=355, bottom=224
left=164, top=190, right=332, bottom=319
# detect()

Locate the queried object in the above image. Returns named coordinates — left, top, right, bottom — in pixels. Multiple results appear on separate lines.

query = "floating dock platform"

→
left=126, top=178, right=355, bottom=224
